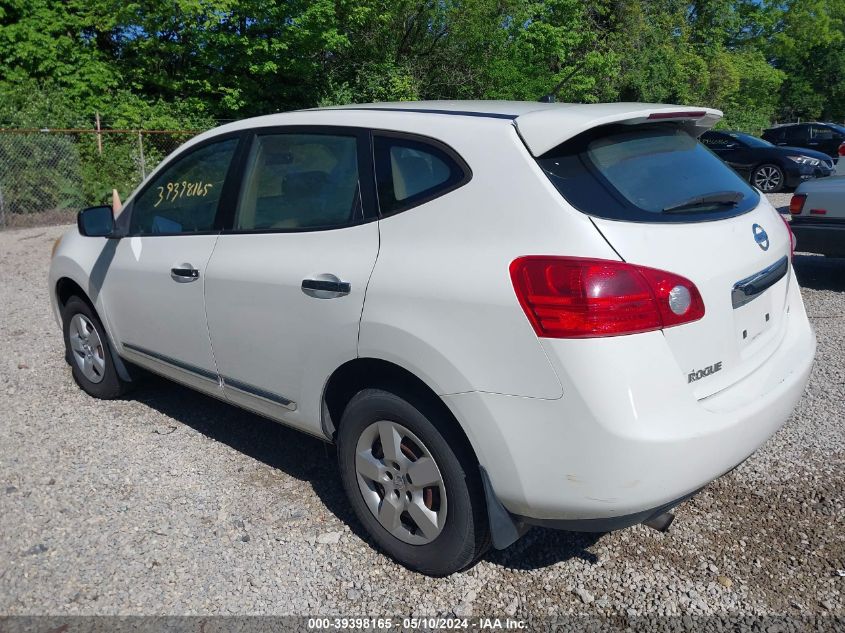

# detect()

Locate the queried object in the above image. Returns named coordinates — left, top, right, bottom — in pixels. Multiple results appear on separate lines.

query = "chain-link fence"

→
left=0, top=128, right=204, bottom=227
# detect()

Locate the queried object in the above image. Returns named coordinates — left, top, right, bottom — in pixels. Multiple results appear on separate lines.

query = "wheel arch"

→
left=54, top=275, right=134, bottom=383
left=56, top=276, right=88, bottom=309
left=323, top=357, right=525, bottom=550
left=321, top=357, right=473, bottom=449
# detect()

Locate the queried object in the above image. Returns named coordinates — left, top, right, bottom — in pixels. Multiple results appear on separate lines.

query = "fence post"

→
left=138, top=130, right=146, bottom=180
left=95, top=112, right=103, bottom=155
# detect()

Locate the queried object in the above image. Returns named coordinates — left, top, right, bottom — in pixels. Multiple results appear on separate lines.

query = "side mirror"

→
left=77, top=205, right=115, bottom=237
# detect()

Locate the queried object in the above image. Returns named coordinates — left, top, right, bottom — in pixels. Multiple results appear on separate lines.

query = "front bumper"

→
left=785, top=165, right=834, bottom=188
left=445, top=271, right=815, bottom=523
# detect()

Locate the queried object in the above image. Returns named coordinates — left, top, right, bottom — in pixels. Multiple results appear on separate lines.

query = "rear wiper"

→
left=662, top=191, right=744, bottom=213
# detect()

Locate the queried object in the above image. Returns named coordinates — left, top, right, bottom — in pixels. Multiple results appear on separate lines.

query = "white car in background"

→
left=789, top=175, right=845, bottom=257
left=49, top=101, right=816, bottom=576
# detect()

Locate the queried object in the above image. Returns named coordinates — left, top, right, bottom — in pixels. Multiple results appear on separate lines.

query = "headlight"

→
left=787, top=155, right=820, bottom=166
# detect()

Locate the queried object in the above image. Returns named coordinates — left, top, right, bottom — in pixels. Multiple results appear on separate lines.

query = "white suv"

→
left=49, top=101, right=816, bottom=576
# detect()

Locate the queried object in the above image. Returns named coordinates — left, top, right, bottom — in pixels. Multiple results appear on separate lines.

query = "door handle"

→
left=170, top=264, right=200, bottom=283
left=301, top=274, right=351, bottom=299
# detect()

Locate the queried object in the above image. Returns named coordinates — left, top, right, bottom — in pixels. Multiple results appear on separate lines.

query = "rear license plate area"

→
left=734, top=292, right=776, bottom=351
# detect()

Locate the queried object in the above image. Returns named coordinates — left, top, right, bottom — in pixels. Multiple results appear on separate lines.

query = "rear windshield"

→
left=538, top=124, right=760, bottom=223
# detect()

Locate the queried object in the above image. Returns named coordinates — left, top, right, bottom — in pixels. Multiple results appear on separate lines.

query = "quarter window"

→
left=234, top=133, right=361, bottom=231
left=373, top=135, right=468, bottom=214
left=130, top=138, right=237, bottom=235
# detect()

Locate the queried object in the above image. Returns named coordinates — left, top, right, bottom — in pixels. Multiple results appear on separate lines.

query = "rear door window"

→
left=234, top=132, right=362, bottom=231
left=700, top=131, right=734, bottom=149
left=785, top=125, right=810, bottom=144
left=538, top=125, right=759, bottom=223
left=373, top=134, right=470, bottom=215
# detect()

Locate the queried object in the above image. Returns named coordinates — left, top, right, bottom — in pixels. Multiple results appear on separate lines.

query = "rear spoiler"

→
left=514, top=103, right=722, bottom=157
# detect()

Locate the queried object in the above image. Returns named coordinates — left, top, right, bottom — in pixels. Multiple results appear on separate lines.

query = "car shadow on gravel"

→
left=793, top=254, right=845, bottom=292
left=127, top=374, right=603, bottom=572
left=128, top=374, right=360, bottom=519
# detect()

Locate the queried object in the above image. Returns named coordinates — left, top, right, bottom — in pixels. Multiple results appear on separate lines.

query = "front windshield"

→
left=728, top=132, right=772, bottom=148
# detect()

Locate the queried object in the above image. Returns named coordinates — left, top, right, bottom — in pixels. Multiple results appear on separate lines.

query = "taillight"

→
left=838, top=142, right=845, bottom=157
left=789, top=194, right=806, bottom=215
left=647, top=110, right=707, bottom=120
left=780, top=214, right=796, bottom=258
left=509, top=257, right=705, bottom=339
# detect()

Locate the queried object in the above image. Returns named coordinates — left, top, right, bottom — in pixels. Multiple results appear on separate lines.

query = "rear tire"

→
left=337, top=388, right=490, bottom=576
left=752, top=163, right=785, bottom=193
left=61, top=296, right=129, bottom=399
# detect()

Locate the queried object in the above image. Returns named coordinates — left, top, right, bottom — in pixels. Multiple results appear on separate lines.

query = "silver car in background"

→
left=790, top=176, right=845, bottom=257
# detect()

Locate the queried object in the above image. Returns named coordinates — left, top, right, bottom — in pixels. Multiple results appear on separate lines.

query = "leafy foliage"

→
left=0, top=0, right=843, bottom=132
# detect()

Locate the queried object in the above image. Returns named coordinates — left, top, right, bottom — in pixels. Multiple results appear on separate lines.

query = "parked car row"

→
left=701, top=121, right=845, bottom=256
left=701, top=130, right=836, bottom=193
left=762, top=122, right=845, bottom=159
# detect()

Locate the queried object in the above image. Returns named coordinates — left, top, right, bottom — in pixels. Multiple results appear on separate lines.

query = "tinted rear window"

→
left=539, top=125, right=759, bottom=222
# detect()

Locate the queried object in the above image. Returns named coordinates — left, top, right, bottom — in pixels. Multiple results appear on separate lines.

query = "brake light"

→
left=510, top=257, right=705, bottom=339
left=838, top=142, right=845, bottom=157
left=789, top=194, right=806, bottom=215
left=647, top=111, right=707, bottom=120
left=780, top=214, right=796, bottom=258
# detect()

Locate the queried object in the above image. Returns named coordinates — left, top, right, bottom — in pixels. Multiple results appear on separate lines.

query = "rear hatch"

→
left=591, top=208, right=791, bottom=399
left=522, top=106, right=792, bottom=399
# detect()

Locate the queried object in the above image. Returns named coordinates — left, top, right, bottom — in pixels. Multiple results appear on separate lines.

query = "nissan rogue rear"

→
left=50, top=101, right=816, bottom=576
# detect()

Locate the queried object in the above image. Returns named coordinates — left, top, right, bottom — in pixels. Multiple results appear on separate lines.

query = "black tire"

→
left=337, top=388, right=490, bottom=576
left=751, top=163, right=785, bottom=193
left=61, top=296, right=129, bottom=399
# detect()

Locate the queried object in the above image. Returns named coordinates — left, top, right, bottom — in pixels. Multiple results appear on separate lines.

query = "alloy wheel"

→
left=68, top=313, right=106, bottom=384
left=753, top=166, right=782, bottom=192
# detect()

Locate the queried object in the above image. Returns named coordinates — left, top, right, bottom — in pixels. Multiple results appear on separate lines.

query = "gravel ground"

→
left=766, top=192, right=793, bottom=214
left=1, top=203, right=843, bottom=620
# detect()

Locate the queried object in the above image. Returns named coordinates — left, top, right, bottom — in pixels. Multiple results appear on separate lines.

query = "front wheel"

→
left=752, top=163, right=785, bottom=193
left=337, top=388, right=490, bottom=576
left=61, top=296, right=129, bottom=399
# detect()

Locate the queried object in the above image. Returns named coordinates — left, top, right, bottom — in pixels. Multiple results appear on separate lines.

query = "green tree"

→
left=767, top=0, right=845, bottom=121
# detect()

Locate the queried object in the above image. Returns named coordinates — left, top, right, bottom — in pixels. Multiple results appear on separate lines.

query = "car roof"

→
left=189, top=100, right=723, bottom=157
left=766, top=122, right=840, bottom=129
left=322, top=100, right=553, bottom=117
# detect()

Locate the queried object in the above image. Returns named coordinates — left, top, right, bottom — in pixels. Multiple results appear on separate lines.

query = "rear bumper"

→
left=519, top=487, right=702, bottom=533
left=792, top=221, right=845, bottom=257
left=445, top=271, right=815, bottom=523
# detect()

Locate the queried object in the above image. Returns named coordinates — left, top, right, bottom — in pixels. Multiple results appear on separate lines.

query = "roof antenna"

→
left=538, top=60, right=588, bottom=103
